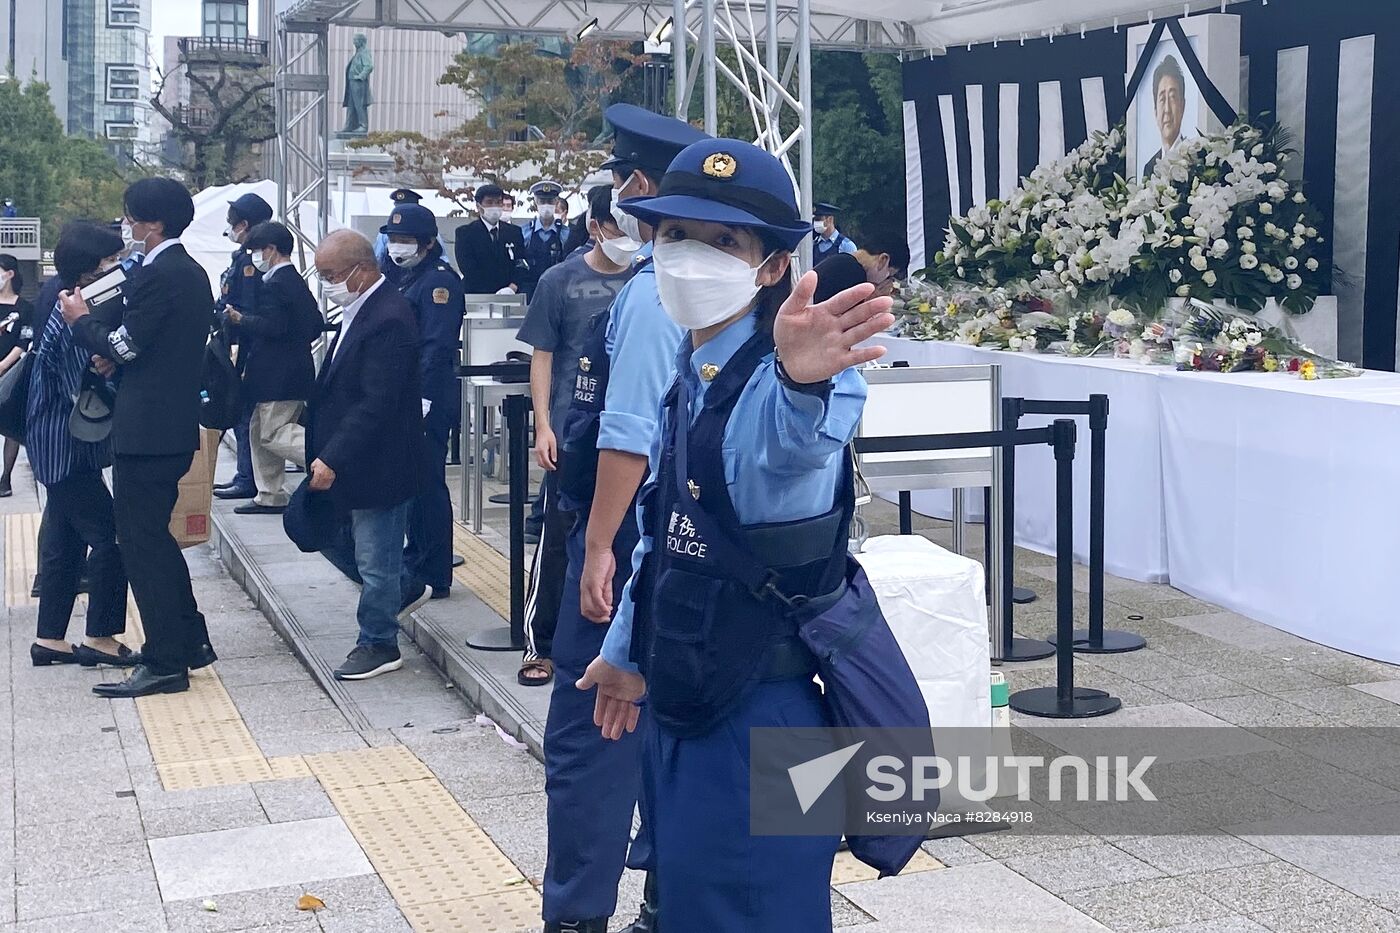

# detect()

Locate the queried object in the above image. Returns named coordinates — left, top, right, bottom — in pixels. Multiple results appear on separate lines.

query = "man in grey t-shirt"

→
left=515, top=185, right=640, bottom=686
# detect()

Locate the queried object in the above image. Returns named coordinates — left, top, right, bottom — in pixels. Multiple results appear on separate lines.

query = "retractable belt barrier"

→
left=854, top=420, right=1122, bottom=719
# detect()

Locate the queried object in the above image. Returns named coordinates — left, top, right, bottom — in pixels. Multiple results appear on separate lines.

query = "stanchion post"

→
left=1008, top=419, right=1120, bottom=719
left=505, top=393, right=528, bottom=646
left=999, top=398, right=1053, bottom=663
left=898, top=491, right=913, bottom=536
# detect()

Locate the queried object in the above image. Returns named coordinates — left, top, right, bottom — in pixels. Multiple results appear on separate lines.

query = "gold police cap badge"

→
left=243, top=265, right=255, bottom=277
left=579, top=356, right=592, bottom=373
left=702, top=152, right=738, bottom=179
left=699, top=363, right=719, bottom=381
left=392, top=212, right=402, bottom=224
left=432, top=287, right=450, bottom=304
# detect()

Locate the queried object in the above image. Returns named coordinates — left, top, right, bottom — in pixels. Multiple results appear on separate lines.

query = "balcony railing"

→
left=178, top=37, right=269, bottom=61
left=0, top=218, right=42, bottom=261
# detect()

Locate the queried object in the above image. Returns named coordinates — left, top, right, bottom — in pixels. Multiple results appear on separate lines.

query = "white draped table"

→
left=877, top=336, right=1400, bottom=664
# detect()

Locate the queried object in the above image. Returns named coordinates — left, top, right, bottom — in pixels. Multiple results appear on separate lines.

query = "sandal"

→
left=517, top=658, right=554, bottom=687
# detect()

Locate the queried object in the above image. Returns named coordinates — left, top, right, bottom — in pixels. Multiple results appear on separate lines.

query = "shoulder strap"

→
left=672, top=373, right=853, bottom=610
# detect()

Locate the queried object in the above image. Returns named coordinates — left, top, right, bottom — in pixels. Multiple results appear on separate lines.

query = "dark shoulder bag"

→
left=0, top=351, right=34, bottom=442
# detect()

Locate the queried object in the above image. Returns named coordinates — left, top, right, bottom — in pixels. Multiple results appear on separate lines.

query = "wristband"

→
left=775, top=356, right=833, bottom=397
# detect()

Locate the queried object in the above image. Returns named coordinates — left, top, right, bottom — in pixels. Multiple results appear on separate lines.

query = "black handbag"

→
left=199, top=329, right=242, bottom=430
left=0, top=351, right=34, bottom=442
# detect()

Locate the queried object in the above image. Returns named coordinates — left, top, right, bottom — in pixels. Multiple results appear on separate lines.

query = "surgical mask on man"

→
left=653, top=239, right=773, bottom=330
left=323, top=268, right=361, bottom=307
left=598, top=229, right=642, bottom=267
left=611, top=180, right=644, bottom=243
left=121, top=223, right=140, bottom=255
left=386, top=242, right=423, bottom=268
left=480, top=206, right=503, bottom=226
left=251, top=250, right=273, bottom=274
left=812, top=220, right=826, bottom=235
left=537, top=204, right=555, bottom=224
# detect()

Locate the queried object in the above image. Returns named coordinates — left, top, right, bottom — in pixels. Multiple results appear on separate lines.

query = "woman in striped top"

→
left=27, top=222, right=134, bottom=669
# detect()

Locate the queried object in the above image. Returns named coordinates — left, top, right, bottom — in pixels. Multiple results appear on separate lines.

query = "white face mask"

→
left=121, top=223, right=141, bottom=255
left=481, top=206, right=503, bottom=225
left=323, top=267, right=361, bottom=307
left=611, top=180, right=644, bottom=244
left=597, top=227, right=642, bottom=267
left=251, top=251, right=273, bottom=273
left=537, top=204, right=555, bottom=224
left=813, top=220, right=826, bottom=234
left=653, top=239, right=771, bottom=331
left=386, top=242, right=423, bottom=268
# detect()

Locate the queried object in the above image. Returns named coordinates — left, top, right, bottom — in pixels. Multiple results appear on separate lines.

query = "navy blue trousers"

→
left=652, top=677, right=840, bottom=933
left=403, top=415, right=453, bottom=591
left=542, top=515, right=650, bottom=923
left=230, top=401, right=254, bottom=489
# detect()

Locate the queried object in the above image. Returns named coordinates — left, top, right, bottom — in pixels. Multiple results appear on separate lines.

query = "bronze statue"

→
left=341, top=33, right=373, bottom=135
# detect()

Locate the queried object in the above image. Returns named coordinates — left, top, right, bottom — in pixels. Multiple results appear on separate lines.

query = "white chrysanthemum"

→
left=1202, top=270, right=1217, bottom=286
left=1306, top=257, right=1319, bottom=271
left=1169, top=268, right=1183, bottom=283
left=1286, top=273, right=1302, bottom=289
left=1240, top=254, right=1260, bottom=270
left=1176, top=284, right=1190, bottom=296
left=1191, top=254, right=1209, bottom=271
left=1290, top=236, right=1304, bottom=249
left=1259, top=202, right=1272, bottom=214
left=1242, top=241, right=1257, bottom=255
left=1107, top=307, right=1135, bottom=326
left=1284, top=256, right=1298, bottom=270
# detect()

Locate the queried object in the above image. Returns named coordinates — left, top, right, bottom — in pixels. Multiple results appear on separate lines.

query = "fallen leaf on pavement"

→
left=297, top=895, right=326, bottom=911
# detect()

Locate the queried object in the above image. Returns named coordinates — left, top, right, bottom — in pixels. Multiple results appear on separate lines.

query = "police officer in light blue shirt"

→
left=575, top=139, right=896, bottom=932
left=380, top=204, right=465, bottom=602
left=812, top=201, right=857, bottom=261
left=522, top=180, right=567, bottom=298
left=539, top=103, right=707, bottom=933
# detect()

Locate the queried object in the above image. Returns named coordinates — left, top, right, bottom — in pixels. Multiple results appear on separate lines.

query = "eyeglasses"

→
left=315, top=262, right=360, bottom=285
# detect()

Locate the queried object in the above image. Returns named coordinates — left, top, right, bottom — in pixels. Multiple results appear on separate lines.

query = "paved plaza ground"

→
left=0, top=445, right=1398, bottom=932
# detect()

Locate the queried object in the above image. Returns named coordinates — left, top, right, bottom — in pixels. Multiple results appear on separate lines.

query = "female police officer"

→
left=576, top=139, right=894, bottom=931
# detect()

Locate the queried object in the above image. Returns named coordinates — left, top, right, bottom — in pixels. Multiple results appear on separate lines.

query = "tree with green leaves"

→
left=360, top=39, right=641, bottom=212
left=0, top=78, right=134, bottom=246
left=151, top=47, right=276, bottom=190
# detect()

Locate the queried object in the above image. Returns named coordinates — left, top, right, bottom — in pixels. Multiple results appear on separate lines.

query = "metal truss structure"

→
left=275, top=0, right=919, bottom=272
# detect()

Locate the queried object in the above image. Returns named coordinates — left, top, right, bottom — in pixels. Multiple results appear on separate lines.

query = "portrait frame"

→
left=1125, top=15, right=1241, bottom=180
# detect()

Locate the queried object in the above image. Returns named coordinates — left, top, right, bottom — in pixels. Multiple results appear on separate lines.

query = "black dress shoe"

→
left=398, top=580, right=430, bottom=618
left=233, top=502, right=287, bottom=515
left=30, top=643, right=79, bottom=666
left=213, top=486, right=256, bottom=500
left=75, top=643, right=140, bottom=668
left=214, top=481, right=237, bottom=491
left=189, top=643, right=218, bottom=670
left=430, top=586, right=450, bottom=600
left=92, top=664, right=189, bottom=698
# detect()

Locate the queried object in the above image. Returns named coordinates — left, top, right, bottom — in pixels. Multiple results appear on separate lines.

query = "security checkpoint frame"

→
left=857, top=363, right=1009, bottom=662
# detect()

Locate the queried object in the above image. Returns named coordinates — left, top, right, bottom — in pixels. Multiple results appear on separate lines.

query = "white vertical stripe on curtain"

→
left=1081, top=75, right=1109, bottom=136
left=938, top=93, right=963, bottom=216
left=1037, top=80, right=1065, bottom=165
left=1333, top=34, right=1374, bottom=364
left=903, top=100, right=927, bottom=273
left=998, top=83, right=1019, bottom=198
left=966, top=84, right=987, bottom=206
left=1276, top=46, right=1310, bottom=182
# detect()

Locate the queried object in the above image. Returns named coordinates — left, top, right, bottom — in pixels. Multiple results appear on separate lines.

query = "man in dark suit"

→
left=227, top=221, right=317, bottom=515
left=305, top=230, right=426, bottom=680
left=60, top=177, right=215, bottom=698
left=454, top=183, right=527, bottom=295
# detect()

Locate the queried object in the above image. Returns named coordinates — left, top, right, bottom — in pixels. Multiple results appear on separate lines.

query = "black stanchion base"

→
left=465, top=627, right=526, bottom=652
left=1003, top=637, right=1056, bottom=662
left=1012, top=586, right=1038, bottom=605
left=452, top=554, right=465, bottom=568
left=1056, top=628, right=1148, bottom=654
left=1009, top=686, right=1121, bottom=719
left=488, top=491, right=537, bottom=505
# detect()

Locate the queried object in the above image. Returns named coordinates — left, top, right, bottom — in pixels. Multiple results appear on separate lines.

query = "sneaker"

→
left=398, top=580, right=430, bottom=618
left=333, top=644, right=402, bottom=680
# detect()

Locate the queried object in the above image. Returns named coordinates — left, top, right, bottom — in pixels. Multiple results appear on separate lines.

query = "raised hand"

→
left=773, top=270, right=894, bottom=385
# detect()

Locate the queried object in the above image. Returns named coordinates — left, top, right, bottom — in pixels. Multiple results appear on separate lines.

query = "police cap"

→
left=620, top=138, right=811, bottom=251
left=813, top=202, right=842, bottom=219
left=227, top=192, right=273, bottom=225
left=379, top=203, right=438, bottom=242
left=529, top=180, right=563, bottom=201
left=391, top=188, right=424, bottom=204
left=600, top=103, right=709, bottom=177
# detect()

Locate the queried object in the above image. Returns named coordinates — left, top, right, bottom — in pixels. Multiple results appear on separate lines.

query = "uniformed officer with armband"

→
left=214, top=192, right=274, bottom=502
left=523, top=180, right=567, bottom=298
left=539, top=103, right=707, bottom=933
left=812, top=201, right=857, bottom=261
left=380, top=204, right=465, bottom=604
left=575, top=139, right=898, bottom=932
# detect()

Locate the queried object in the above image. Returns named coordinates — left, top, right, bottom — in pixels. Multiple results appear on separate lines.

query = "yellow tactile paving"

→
left=830, top=848, right=944, bottom=886
left=403, top=889, right=543, bottom=933
left=4, top=511, right=39, bottom=607
left=324, top=778, right=461, bottom=816
left=266, top=755, right=311, bottom=779
left=303, top=745, right=433, bottom=790
left=136, top=670, right=275, bottom=790
left=451, top=522, right=511, bottom=618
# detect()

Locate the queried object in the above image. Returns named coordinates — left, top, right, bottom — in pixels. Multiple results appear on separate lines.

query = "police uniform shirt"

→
left=594, top=243, right=685, bottom=458
left=399, top=257, right=464, bottom=411
left=515, top=251, right=636, bottom=432
left=815, top=228, right=857, bottom=256
left=217, top=247, right=262, bottom=315
left=599, top=309, right=867, bottom=672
